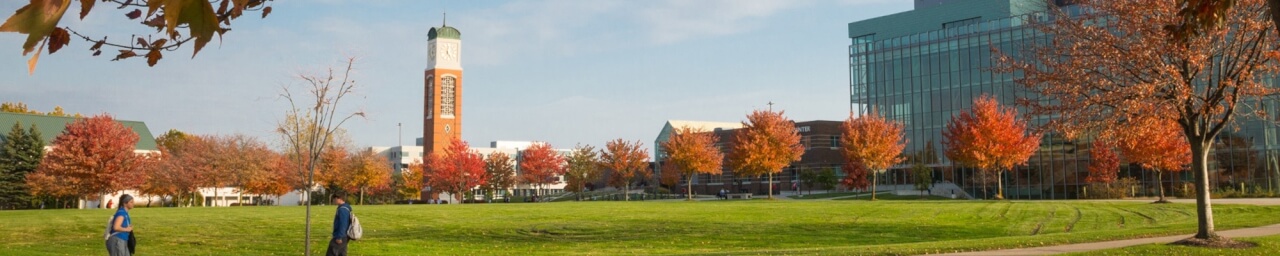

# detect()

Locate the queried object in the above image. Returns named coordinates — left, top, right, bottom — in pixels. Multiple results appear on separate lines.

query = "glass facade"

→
left=849, top=2, right=1280, bottom=199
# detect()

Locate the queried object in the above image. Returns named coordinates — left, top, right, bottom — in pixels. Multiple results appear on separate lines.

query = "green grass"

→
left=3, top=201, right=1280, bottom=255
left=1064, top=234, right=1280, bottom=255
left=787, top=191, right=875, bottom=199
left=833, top=193, right=960, bottom=201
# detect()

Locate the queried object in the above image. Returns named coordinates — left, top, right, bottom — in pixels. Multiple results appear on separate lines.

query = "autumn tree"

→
left=942, top=95, right=1041, bottom=200
left=213, top=134, right=274, bottom=206
left=841, top=110, right=907, bottom=201
left=997, top=0, right=1278, bottom=239
left=662, top=127, right=724, bottom=200
left=563, top=144, right=600, bottom=200
left=1, top=102, right=82, bottom=117
left=1086, top=140, right=1120, bottom=184
left=25, top=114, right=144, bottom=208
left=912, top=163, right=933, bottom=198
left=344, top=150, right=392, bottom=205
left=276, top=57, right=364, bottom=253
left=397, top=159, right=425, bottom=201
left=0, top=0, right=274, bottom=73
left=519, top=142, right=565, bottom=201
left=0, top=122, right=43, bottom=209
left=316, top=145, right=351, bottom=195
left=658, top=162, right=682, bottom=191
left=728, top=110, right=803, bottom=199
left=600, top=139, right=650, bottom=201
left=150, top=131, right=213, bottom=207
left=424, top=139, right=486, bottom=204
left=1115, top=117, right=1192, bottom=203
left=482, top=152, right=516, bottom=202
left=841, top=161, right=870, bottom=192
left=247, top=152, right=294, bottom=205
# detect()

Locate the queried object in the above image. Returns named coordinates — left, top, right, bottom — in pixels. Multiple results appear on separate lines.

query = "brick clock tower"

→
left=424, top=23, right=462, bottom=155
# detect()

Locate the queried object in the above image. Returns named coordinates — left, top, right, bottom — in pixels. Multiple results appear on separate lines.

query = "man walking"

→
left=327, top=194, right=352, bottom=256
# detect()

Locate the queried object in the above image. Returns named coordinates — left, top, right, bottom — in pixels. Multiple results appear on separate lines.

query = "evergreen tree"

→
left=0, top=122, right=44, bottom=209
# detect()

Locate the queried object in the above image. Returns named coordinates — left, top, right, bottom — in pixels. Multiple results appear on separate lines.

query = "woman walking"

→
left=106, top=194, right=134, bottom=256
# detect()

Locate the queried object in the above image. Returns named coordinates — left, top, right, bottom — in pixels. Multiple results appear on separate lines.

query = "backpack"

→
left=345, top=206, right=362, bottom=240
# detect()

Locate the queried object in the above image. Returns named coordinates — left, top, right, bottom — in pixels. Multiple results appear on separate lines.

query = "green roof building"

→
left=0, top=112, right=158, bottom=151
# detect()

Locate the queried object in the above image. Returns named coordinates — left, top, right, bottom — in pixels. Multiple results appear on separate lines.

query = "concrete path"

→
left=935, top=198, right=1280, bottom=255
left=936, top=223, right=1280, bottom=255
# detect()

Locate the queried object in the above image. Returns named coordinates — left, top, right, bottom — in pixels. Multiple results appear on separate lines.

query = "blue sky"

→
left=0, top=0, right=910, bottom=151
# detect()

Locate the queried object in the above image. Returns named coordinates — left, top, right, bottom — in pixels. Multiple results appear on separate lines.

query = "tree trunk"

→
left=1156, top=169, right=1167, bottom=203
left=360, top=187, right=365, bottom=205
left=995, top=170, right=1005, bottom=200
left=871, top=171, right=879, bottom=201
left=1189, top=140, right=1217, bottom=239
left=625, top=182, right=631, bottom=201
left=687, top=174, right=694, bottom=201
left=768, top=172, right=774, bottom=199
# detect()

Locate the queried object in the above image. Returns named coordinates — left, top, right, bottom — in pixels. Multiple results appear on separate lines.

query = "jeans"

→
left=325, top=237, right=349, bottom=256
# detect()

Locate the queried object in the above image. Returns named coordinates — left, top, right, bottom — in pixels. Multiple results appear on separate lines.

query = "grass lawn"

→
left=1063, top=234, right=1280, bottom=255
left=3, top=200, right=1280, bottom=255
left=833, top=193, right=960, bottom=201
left=787, top=191, right=875, bottom=199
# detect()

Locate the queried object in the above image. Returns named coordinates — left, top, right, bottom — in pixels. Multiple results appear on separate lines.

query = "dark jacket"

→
left=332, top=203, right=351, bottom=239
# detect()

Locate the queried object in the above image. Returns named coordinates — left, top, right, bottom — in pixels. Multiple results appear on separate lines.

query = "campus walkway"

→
left=936, top=198, right=1280, bottom=255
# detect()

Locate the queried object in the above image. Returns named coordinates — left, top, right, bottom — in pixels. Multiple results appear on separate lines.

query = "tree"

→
left=728, top=110, right=803, bottom=199
left=662, top=127, right=724, bottom=200
left=518, top=142, right=564, bottom=201
left=25, top=114, right=143, bottom=207
left=215, top=134, right=273, bottom=206
left=424, top=139, right=486, bottom=204
left=658, top=161, right=682, bottom=191
left=600, top=139, right=650, bottom=201
left=1115, top=117, right=1192, bottom=203
left=1086, top=140, right=1120, bottom=184
left=344, top=150, right=392, bottom=205
left=997, top=0, right=1278, bottom=239
left=841, top=110, right=907, bottom=201
left=482, top=152, right=516, bottom=202
left=0, top=0, right=275, bottom=73
left=0, top=122, right=43, bottom=209
left=276, top=57, right=364, bottom=254
left=912, top=163, right=932, bottom=198
left=942, top=95, right=1041, bottom=200
left=150, top=131, right=213, bottom=207
left=1171, top=0, right=1280, bottom=41
left=397, top=159, right=425, bottom=201
left=563, top=144, right=600, bottom=200
left=1, top=102, right=81, bottom=117
left=841, top=161, right=871, bottom=192
left=815, top=167, right=838, bottom=194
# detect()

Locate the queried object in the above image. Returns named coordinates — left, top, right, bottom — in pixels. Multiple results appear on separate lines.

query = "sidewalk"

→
left=936, top=223, right=1280, bottom=255
left=936, top=198, right=1280, bottom=255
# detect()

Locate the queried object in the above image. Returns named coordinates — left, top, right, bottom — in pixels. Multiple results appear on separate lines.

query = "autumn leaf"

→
left=145, top=49, right=162, bottom=66
left=125, top=9, right=141, bottom=19
left=0, top=0, right=72, bottom=55
left=112, top=49, right=137, bottom=61
left=262, top=6, right=272, bottom=19
left=47, top=27, right=68, bottom=54
left=77, top=0, right=94, bottom=20
left=161, top=0, right=221, bottom=58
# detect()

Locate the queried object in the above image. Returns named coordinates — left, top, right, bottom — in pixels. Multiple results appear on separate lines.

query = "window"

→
left=426, top=77, right=434, bottom=119
left=441, top=76, right=457, bottom=117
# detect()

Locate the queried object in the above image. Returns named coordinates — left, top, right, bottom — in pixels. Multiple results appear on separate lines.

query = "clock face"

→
left=428, top=42, right=436, bottom=59
left=443, top=43, right=459, bottom=61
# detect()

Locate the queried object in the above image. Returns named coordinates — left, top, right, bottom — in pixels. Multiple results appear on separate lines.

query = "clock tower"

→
left=425, top=22, right=463, bottom=155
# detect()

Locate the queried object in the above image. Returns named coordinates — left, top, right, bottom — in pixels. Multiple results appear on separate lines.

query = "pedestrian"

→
left=105, top=194, right=134, bottom=256
left=327, top=193, right=352, bottom=256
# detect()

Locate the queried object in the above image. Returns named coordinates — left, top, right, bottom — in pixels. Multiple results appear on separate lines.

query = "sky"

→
left=0, top=0, right=911, bottom=152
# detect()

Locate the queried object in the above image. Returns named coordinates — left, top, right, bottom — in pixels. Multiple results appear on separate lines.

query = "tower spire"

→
left=442, top=11, right=447, bottom=26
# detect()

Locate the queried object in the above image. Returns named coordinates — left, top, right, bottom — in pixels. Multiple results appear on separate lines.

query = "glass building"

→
left=848, top=0, right=1280, bottom=199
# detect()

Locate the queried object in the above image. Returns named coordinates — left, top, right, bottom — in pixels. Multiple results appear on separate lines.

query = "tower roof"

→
left=428, top=26, right=461, bottom=40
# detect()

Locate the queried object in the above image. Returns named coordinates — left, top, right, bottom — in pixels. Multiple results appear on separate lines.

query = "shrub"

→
left=1082, top=177, right=1139, bottom=199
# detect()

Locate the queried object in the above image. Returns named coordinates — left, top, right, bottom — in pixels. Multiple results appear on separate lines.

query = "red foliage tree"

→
left=840, top=161, right=871, bottom=191
left=600, top=139, right=650, bottom=201
left=841, top=110, right=907, bottom=200
left=942, top=95, right=1041, bottom=200
left=727, top=110, right=804, bottom=199
left=519, top=142, right=565, bottom=201
left=662, top=127, right=724, bottom=200
left=1085, top=140, right=1120, bottom=184
left=425, top=139, right=486, bottom=204
left=997, top=0, right=1280, bottom=238
left=1115, top=117, right=1192, bottom=203
left=26, top=114, right=143, bottom=208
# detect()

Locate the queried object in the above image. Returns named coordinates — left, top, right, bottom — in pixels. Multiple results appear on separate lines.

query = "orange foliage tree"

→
left=397, top=159, right=425, bottom=201
left=1115, top=117, right=1192, bottom=203
left=1085, top=140, right=1120, bottom=184
left=563, top=144, right=600, bottom=199
left=942, top=95, right=1041, bottom=200
left=26, top=115, right=143, bottom=207
left=345, top=150, right=392, bottom=205
left=662, top=127, right=724, bottom=200
left=727, top=110, right=803, bottom=199
left=841, top=110, right=906, bottom=201
left=482, top=152, right=516, bottom=202
left=601, top=139, right=650, bottom=201
left=150, top=131, right=213, bottom=206
left=519, top=142, right=565, bottom=201
left=996, top=0, right=1279, bottom=238
left=425, top=139, right=486, bottom=204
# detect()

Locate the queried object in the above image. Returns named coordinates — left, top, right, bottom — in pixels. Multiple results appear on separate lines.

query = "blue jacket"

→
left=332, top=203, right=351, bottom=239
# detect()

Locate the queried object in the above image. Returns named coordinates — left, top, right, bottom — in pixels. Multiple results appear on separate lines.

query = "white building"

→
left=369, top=139, right=573, bottom=203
